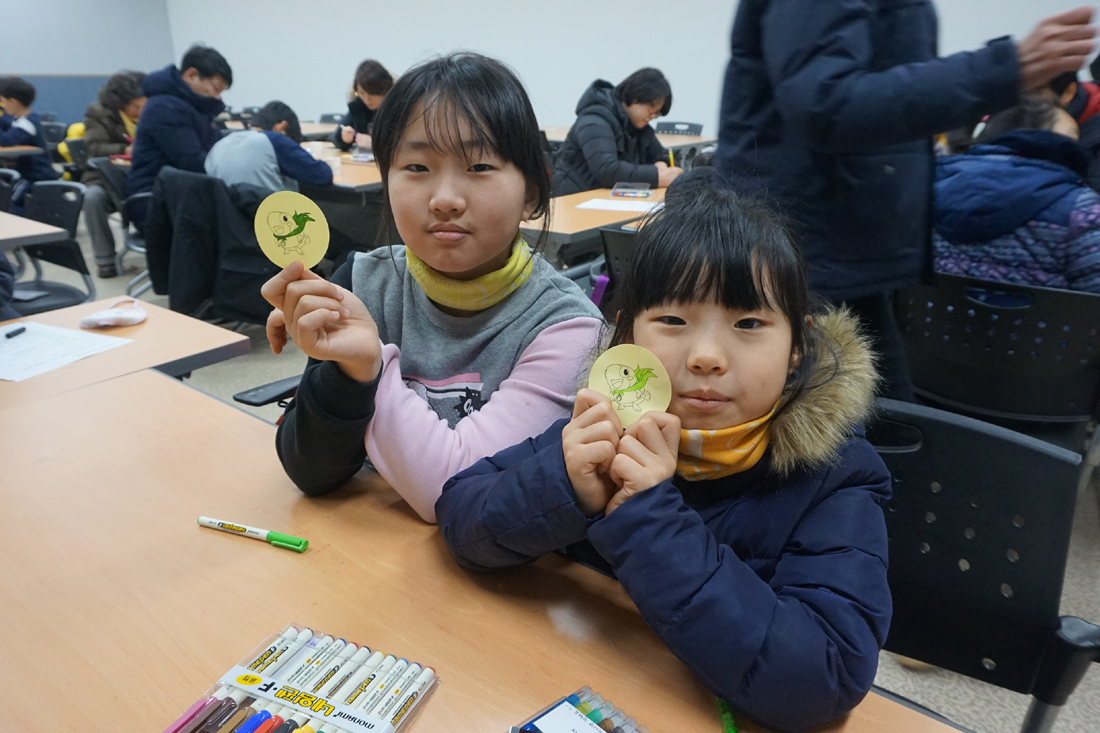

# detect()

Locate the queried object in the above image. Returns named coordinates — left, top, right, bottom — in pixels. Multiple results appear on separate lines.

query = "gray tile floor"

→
left=19, top=214, right=1100, bottom=733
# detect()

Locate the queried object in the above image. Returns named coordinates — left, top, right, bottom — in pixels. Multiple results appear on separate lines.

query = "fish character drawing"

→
left=605, top=363, right=657, bottom=411
left=267, top=210, right=314, bottom=255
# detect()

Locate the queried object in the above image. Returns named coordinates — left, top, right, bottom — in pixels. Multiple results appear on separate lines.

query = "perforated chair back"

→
left=65, top=137, right=88, bottom=166
left=24, top=181, right=85, bottom=238
left=41, top=122, right=67, bottom=144
left=319, top=113, right=342, bottom=123
left=896, top=274, right=1100, bottom=422
left=87, top=157, right=128, bottom=210
left=655, top=121, right=703, bottom=136
left=599, top=227, right=636, bottom=288
left=868, top=399, right=1080, bottom=694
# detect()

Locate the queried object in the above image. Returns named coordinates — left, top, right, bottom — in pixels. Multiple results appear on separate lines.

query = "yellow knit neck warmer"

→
left=405, top=235, right=534, bottom=312
left=676, top=405, right=778, bottom=481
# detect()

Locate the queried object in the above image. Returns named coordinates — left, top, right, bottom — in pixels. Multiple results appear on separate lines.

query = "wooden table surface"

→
left=300, top=141, right=382, bottom=193
left=0, top=298, right=249, bottom=409
left=0, top=144, right=43, bottom=159
left=0, top=369, right=961, bottom=733
left=522, top=188, right=665, bottom=245
left=0, top=210, right=68, bottom=251
left=540, top=125, right=715, bottom=152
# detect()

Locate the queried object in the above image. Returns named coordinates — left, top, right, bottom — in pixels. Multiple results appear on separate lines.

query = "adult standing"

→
left=715, top=3, right=1096, bottom=399
left=82, top=71, right=145, bottom=277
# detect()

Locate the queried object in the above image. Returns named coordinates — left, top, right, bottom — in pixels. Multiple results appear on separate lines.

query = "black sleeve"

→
left=274, top=261, right=377, bottom=496
left=332, top=102, right=356, bottom=151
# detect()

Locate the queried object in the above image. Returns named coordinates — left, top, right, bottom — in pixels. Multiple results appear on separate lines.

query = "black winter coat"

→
left=332, top=97, right=376, bottom=151
left=714, top=0, right=1020, bottom=301
left=553, top=80, right=666, bottom=196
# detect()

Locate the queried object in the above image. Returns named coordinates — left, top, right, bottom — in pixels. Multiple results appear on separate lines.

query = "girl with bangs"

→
left=436, top=177, right=893, bottom=732
left=262, top=53, right=603, bottom=522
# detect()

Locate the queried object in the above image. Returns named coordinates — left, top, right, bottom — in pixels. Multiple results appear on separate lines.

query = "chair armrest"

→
left=1032, top=616, right=1100, bottom=706
left=233, top=374, right=301, bottom=407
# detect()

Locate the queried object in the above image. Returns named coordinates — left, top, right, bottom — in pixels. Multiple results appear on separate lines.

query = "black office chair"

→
left=896, top=273, right=1100, bottom=495
left=38, top=112, right=57, bottom=122
left=13, top=180, right=96, bottom=314
left=87, top=157, right=152, bottom=296
left=655, top=121, right=703, bottom=136
left=41, top=121, right=68, bottom=152
left=62, top=137, right=88, bottom=180
left=0, top=168, right=18, bottom=213
left=868, top=399, right=1100, bottom=733
left=319, top=113, right=343, bottom=123
left=239, top=106, right=261, bottom=128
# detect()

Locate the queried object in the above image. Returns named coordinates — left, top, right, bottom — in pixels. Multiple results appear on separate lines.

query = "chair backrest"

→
left=24, top=180, right=85, bottom=238
left=87, top=157, right=128, bottom=209
left=868, top=398, right=1081, bottom=695
left=38, top=112, right=57, bottom=122
left=0, top=169, right=21, bottom=185
left=599, top=227, right=636, bottom=288
left=319, top=113, right=342, bottom=123
left=41, top=122, right=67, bottom=144
left=897, top=274, right=1100, bottom=422
left=0, top=180, right=12, bottom=213
left=65, top=137, right=88, bottom=166
left=23, top=238, right=91, bottom=277
left=655, top=121, right=703, bottom=136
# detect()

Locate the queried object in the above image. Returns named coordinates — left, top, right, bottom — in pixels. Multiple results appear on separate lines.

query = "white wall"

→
left=162, top=0, right=1093, bottom=134
left=7, top=0, right=174, bottom=74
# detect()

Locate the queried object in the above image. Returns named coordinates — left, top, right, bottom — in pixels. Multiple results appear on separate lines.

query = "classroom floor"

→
left=21, top=215, right=1100, bottom=733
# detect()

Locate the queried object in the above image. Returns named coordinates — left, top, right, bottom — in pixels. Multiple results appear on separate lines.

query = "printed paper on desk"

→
left=0, top=322, right=131, bottom=382
left=531, top=701, right=605, bottom=733
left=575, top=198, right=663, bottom=213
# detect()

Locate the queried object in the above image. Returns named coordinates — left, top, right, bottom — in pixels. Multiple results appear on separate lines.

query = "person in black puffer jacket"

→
left=333, top=59, right=394, bottom=152
left=553, top=68, right=682, bottom=196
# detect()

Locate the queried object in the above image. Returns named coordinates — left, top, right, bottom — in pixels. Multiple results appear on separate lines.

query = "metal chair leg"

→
left=1076, top=426, right=1100, bottom=498
left=1020, top=699, right=1061, bottom=733
left=11, top=248, right=27, bottom=279
left=125, top=269, right=150, bottom=297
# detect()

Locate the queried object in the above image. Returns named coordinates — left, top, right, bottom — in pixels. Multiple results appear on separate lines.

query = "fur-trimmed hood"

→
left=769, top=307, right=878, bottom=476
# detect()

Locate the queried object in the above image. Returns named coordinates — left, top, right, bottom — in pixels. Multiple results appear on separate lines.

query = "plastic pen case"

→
left=165, top=622, right=439, bottom=733
left=511, top=687, right=650, bottom=733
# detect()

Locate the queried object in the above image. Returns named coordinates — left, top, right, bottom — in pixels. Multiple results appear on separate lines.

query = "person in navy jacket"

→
left=714, top=3, right=1097, bottom=401
left=436, top=181, right=891, bottom=732
left=128, top=45, right=232, bottom=226
left=0, top=77, right=60, bottom=211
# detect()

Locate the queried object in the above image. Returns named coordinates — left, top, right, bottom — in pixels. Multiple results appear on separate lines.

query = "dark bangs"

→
left=371, top=53, right=551, bottom=249
left=610, top=178, right=811, bottom=356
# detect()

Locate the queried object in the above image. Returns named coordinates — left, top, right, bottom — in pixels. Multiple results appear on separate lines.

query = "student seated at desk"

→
left=128, top=45, right=232, bottom=227
left=934, top=97, right=1100, bottom=293
left=205, top=101, right=333, bottom=191
left=0, top=77, right=60, bottom=212
left=553, top=68, right=682, bottom=196
left=333, top=59, right=393, bottom=152
left=0, top=253, right=17, bottom=320
left=82, top=71, right=146, bottom=278
left=436, top=181, right=892, bottom=732
left=262, top=53, right=604, bottom=523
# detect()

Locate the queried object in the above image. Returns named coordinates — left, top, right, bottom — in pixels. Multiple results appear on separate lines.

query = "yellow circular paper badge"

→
left=254, top=191, right=330, bottom=269
left=587, top=344, right=672, bottom=427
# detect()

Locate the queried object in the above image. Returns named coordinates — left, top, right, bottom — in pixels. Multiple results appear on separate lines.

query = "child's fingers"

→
left=571, top=421, right=621, bottom=453
left=282, top=280, right=344, bottom=328
left=292, top=294, right=348, bottom=329
left=575, top=440, right=617, bottom=474
left=260, top=261, right=304, bottom=309
left=616, top=434, right=658, bottom=468
left=572, top=388, right=612, bottom=419
left=628, top=413, right=681, bottom=458
left=295, top=308, right=342, bottom=339
left=266, top=309, right=287, bottom=354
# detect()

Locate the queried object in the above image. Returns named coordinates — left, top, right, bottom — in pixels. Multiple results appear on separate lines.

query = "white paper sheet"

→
left=575, top=198, right=663, bottom=213
left=0, top=322, right=131, bottom=382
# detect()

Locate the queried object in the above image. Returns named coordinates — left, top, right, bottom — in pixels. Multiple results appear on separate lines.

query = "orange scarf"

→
left=676, top=405, right=777, bottom=481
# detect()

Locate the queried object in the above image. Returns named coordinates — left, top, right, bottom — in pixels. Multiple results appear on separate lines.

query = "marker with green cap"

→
left=197, top=516, right=309, bottom=552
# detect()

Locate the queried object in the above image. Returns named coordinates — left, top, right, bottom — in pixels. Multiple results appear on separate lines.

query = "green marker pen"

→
left=197, top=516, right=309, bottom=552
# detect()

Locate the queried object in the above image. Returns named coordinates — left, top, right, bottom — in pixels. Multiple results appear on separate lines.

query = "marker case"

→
left=167, top=622, right=439, bottom=733
left=511, top=687, right=650, bottom=733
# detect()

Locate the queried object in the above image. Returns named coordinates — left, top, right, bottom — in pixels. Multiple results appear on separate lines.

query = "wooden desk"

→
left=0, top=369, right=960, bottom=733
left=0, top=210, right=67, bottom=251
left=0, top=298, right=249, bottom=409
left=299, top=141, right=382, bottom=203
left=523, top=188, right=665, bottom=247
left=0, top=144, right=43, bottom=159
left=300, top=121, right=338, bottom=138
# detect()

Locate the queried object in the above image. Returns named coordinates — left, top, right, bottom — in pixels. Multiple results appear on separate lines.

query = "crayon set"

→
left=512, top=687, right=650, bottom=733
left=166, top=624, right=438, bottom=733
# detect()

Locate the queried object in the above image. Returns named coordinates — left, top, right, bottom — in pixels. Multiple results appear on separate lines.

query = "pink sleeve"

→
left=364, top=317, right=603, bottom=523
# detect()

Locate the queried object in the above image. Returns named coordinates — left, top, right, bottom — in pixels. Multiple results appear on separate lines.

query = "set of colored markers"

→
left=514, top=687, right=650, bottom=733
left=166, top=625, right=438, bottom=733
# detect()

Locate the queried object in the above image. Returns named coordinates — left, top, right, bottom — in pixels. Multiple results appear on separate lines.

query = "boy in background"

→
left=128, top=45, right=232, bottom=226
left=0, top=77, right=60, bottom=212
left=205, top=101, right=332, bottom=191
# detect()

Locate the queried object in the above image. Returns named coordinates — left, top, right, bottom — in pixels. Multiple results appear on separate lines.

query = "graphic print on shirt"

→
left=403, top=372, right=486, bottom=423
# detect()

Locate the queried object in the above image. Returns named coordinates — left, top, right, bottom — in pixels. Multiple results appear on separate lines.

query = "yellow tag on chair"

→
left=587, top=344, right=672, bottom=428
left=254, top=191, right=330, bottom=269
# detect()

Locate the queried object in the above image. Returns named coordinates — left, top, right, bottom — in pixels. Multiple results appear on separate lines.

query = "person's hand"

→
left=563, top=389, right=624, bottom=517
left=260, top=261, right=382, bottom=383
left=340, top=125, right=356, bottom=144
left=355, top=133, right=372, bottom=149
left=606, top=411, right=681, bottom=514
left=657, top=165, right=683, bottom=188
left=1018, top=7, right=1097, bottom=92
left=124, top=144, right=132, bottom=156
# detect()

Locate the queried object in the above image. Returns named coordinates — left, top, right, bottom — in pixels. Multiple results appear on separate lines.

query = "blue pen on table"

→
left=197, top=516, right=308, bottom=552
left=5, top=326, right=26, bottom=339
